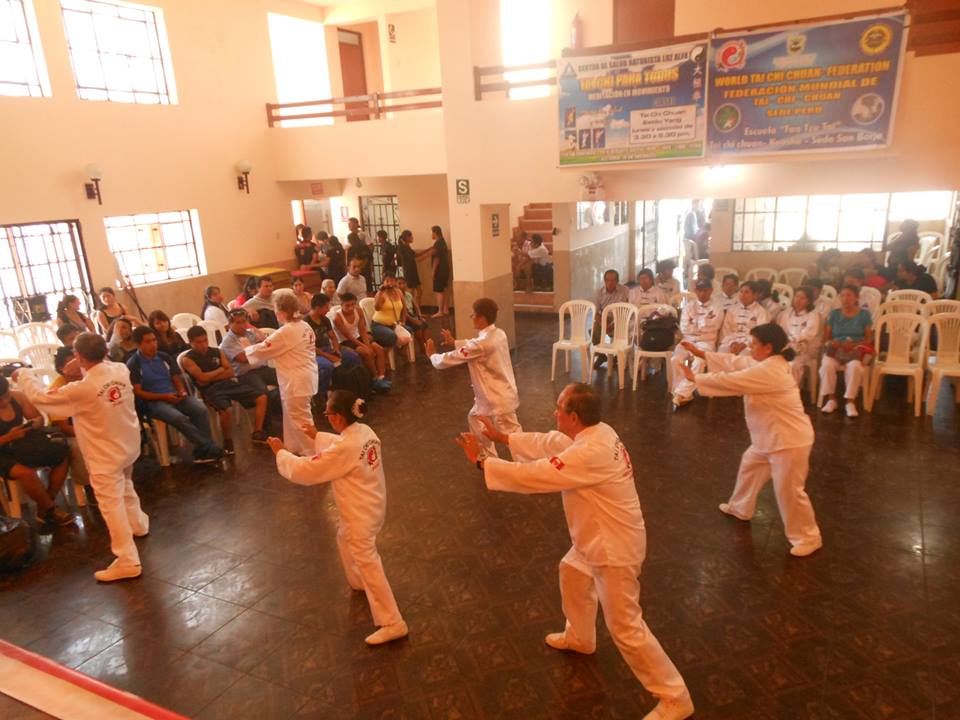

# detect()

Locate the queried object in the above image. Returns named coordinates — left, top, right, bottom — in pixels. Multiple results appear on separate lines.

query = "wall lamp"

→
left=236, top=160, right=252, bottom=193
left=84, top=163, right=103, bottom=205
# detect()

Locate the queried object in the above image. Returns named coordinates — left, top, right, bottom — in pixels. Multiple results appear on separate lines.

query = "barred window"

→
left=105, top=210, right=206, bottom=286
left=0, top=0, right=51, bottom=97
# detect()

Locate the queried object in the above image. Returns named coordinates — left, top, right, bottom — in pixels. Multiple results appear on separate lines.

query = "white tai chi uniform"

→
left=695, top=353, right=821, bottom=550
left=628, top=286, right=667, bottom=316
left=670, top=297, right=723, bottom=402
left=718, top=301, right=769, bottom=355
left=484, top=423, right=689, bottom=703
left=20, top=362, right=148, bottom=568
left=778, top=308, right=821, bottom=385
left=247, top=320, right=318, bottom=455
left=717, top=291, right=739, bottom=315
left=429, top=324, right=521, bottom=457
left=275, top=423, right=402, bottom=627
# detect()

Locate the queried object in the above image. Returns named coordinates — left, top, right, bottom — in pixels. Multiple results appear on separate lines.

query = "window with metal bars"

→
left=0, top=0, right=51, bottom=97
left=360, top=195, right=400, bottom=288
left=104, top=209, right=206, bottom=286
left=60, top=0, right=177, bottom=104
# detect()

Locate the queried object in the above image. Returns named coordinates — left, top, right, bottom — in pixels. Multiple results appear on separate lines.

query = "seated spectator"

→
left=778, top=286, right=821, bottom=388
left=857, top=249, right=892, bottom=290
left=107, top=318, right=138, bottom=362
left=718, top=281, right=769, bottom=355
left=127, top=326, right=223, bottom=463
left=895, top=260, right=939, bottom=298
left=337, top=258, right=368, bottom=301
left=148, top=310, right=189, bottom=357
left=55, top=325, right=80, bottom=374
left=346, top=232, right=374, bottom=291
left=96, top=287, right=140, bottom=338
left=592, top=269, right=630, bottom=367
left=56, top=294, right=96, bottom=333
left=201, top=285, right=230, bottom=329
left=655, top=259, right=680, bottom=298
left=181, top=325, right=270, bottom=453
left=370, top=273, right=413, bottom=352
left=820, top=285, right=874, bottom=417
left=242, top=276, right=279, bottom=329
left=886, top=218, right=920, bottom=270
left=755, top=279, right=783, bottom=322
left=323, top=234, right=346, bottom=283
left=233, top=276, right=258, bottom=309
left=717, top=273, right=740, bottom=314
left=830, top=267, right=880, bottom=317
left=697, top=263, right=716, bottom=284
left=304, top=294, right=361, bottom=401
left=527, top=235, right=553, bottom=290
left=670, top=278, right=723, bottom=408
left=292, top=277, right=313, bottom=314
left=398, top=276, right=429, bottom=354
left=332, top=293, right=390, bottom=391
left=321, top=278, right=340, bottom=307
left=628, top=268, right=667, bottom=312
left=0, top=375, right=73, bottom=526
left=219, top=309, right=280, bottom=397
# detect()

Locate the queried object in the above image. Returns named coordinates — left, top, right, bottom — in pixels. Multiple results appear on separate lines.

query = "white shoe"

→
left=642, top=690, right=695, bottom=720
left=94, top=560, right=142, bottom=582
left=718, top=503, right=751, bottom=521
left=133, top=516, right=150, bottom=538
left=544, top=632, right=595, bottom=654
left=789, top=538, right=823, bottom=557
left=845, top=401, right=859, bottom=418
left=364, top=621, right=408, bottom=645
left=821, top=399, right=838, bottom=414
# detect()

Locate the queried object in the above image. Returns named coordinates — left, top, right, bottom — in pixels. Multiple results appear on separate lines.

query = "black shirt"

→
left=398, top=243, right=419, bottom=286
left=295, top=242, right=317, bottom=267
left=304, top=314, right=335, bottom=353
left=184, top=347, right=223, bottom=388
left=903, top=272, right=938, bottom=294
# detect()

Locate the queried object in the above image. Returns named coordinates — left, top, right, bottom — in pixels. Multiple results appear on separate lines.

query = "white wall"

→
left=384, top=7, right=442, bottom=90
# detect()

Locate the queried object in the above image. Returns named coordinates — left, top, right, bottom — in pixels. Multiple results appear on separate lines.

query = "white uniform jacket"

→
left=429, top=324, right=519, bottom=415
left=18, top=361, right=140, bottom=474
left=656, top=277, right=680, bottom=299
left=696, top=353, right=814, bottom=453
left=628, top=286, right=667, bottom=311
left=720, top=301, right=769, bottom=345
left=246, top=320, right=318, bottom=397
left=778, top=308, right=821, bottom=351
left=276, top=423, right=386, bottom=537
left=484, top=423, right=645, bottom=567
left=680, top=298, right=724, bottom=346
left=718, top=292, right=739, bottom=315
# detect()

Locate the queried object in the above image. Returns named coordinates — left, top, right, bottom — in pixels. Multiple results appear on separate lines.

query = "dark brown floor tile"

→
left=195, top=673, right=310, bottom=720
left=191, top=608, right=298, bottom=673
left=26, top=615, right=124, bottom=668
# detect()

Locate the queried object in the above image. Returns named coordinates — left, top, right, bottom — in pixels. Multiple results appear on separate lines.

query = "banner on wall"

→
left=706, top=11, right=907, bottom=156
left=557, top=40, right=708, bottom=165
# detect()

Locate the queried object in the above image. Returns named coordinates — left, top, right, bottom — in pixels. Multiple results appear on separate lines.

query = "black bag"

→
left=11, top=428, right=69, bottom=468
left=639, top=313, right=678, bottom=351
left=0, top=515, right=35, bottom=570
left=332, top=364, right=373, bottom=400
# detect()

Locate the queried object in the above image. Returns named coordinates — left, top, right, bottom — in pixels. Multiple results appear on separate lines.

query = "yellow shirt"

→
left=47, top=374, right=70, bottom=423
left=372, top=294, right=404, bottom=326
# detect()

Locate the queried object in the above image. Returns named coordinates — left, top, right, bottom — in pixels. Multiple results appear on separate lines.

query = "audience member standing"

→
left=417, top=225, right=450, bottom=317
left=397, top=230, right=421, bottom=305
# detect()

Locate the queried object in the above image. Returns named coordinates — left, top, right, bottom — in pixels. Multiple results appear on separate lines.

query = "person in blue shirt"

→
left=127, top=325, right=223, bottom=464
left=819, top=285, right=874, bottom=418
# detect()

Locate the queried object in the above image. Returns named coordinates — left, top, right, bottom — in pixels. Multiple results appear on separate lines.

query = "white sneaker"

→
left=790, top=538, right=823, bottom=558
left=718, top=503, right=751, bottom=521
left=821, top=399, right=838, bottom=414
left=94, top=560, right=142, bottom=582
left=642, top=690, right=695, bottom=720
left=845, top=401, right=859, bottom=418
left=544, top=632, right=595, bottom=654
left=364, top=621, right=408, bottom=645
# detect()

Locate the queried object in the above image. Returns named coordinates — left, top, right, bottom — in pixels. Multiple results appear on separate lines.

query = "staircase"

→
left=513, top=203, right=555, bottom=313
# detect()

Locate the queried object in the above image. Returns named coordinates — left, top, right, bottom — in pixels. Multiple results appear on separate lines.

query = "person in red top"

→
left=856, top=249, right=891, bottom=291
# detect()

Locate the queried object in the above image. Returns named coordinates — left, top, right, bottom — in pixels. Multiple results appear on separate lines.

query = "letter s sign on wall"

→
left=456, top=179, right=470, bottom=204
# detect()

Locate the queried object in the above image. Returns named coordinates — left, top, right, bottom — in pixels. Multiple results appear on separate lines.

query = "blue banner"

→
left=558, top=41, right=708, bottom=165
left=707, top=12, right=907, bottom=156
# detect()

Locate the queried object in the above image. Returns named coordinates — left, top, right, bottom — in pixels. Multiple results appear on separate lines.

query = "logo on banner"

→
left=787, top=34, right=807, bottom=54
left=561, top=63, right=576, bottom=79
left=716, top=40, right=747, bottom=71
left=860, top=23, right=893, bottom=55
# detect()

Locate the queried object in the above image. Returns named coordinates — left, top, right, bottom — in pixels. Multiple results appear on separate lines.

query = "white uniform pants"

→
left=669, top=341, right=713, bottom=401
left=727, top=444, right=821, bottom=548
left=468, top=405, right=522, bottom=458
left=90, top=464, right=148, bottom=568
left=336, top=527, right=403, bottom=627
left=283, top=394, right=315, bottom=456
left=558, top=548, right=688, bottom=702
left=819, top=356, right=864, bottom=399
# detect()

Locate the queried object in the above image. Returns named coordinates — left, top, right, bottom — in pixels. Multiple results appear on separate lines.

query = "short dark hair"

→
left=473, top=297, right=498, bottom=324
left=898, top=260, right=921, bottom=276
left=603, top=269, right=619, bottom=282
left=840, top=284, right=861, bottom=297
left=722, top=273, right=740, bottom=284
left=328, top=389, right=366, bottom=425
left=750, top=323, right=796, bottom=361
left=339, top=292, right=357, bottom=303
left=807, top=277, right=824, bottom=289
left=741, top=280, right=761, bottom=294
left=311, top=293, right=330, bottom=309
left=843, top=267, right=865, bottom=281
left=56, top=325, right=78, bottom=344
left=531, top=234, right=543, bottom=245
left=698, top=264, right=716, bottom=281
left=74, top=332, right=108, bottom=362
left=399, top=230, right=412, bottom=241
left=637, top=268, right=654, bottom=281
left=257, top=275, right=273, bottom=287
left=561, top=383, right=602, bottom=426
left=794, top=286, right=815, bottom=312
left=657, top=259, right=676, bottom=273
left=187, top=325, right=207, bottom=340
left=132, top=326, right=156, bottom=344
left=376, top=230, right=388, bottom=239
left=98, top=286, right=115, bottom=296
left=228, top=308, right=248, bottom=320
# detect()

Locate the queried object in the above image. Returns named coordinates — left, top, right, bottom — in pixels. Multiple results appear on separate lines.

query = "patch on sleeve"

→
left=458, top=347, right=470, bottom=357
left=549, top=456, right=565, bottom=470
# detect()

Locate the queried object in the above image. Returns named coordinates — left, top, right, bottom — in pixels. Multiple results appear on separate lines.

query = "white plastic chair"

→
left=198, top=319, right=222, bottom=347
left=778, top=268, right=809, bottom=287
left=631, top=304, right=675, bottom=391
left=714, top=267, right=738, bottom=281
left=926, top=300, right=960, bottom=317
left=171, top=313, right=201, bottom=331
left=933, top=257, right=950, bottom=294
left=887, top=289, right=932, bottom=305
left=859, top=286, right=882, bottom=321
left=16, top=322, right=58, bottom=347
left=925, top=313, right=960, bottom=416
left=745, top=267, right=778, bottom=282
left=0, top=331, right=19, bottom=357
left=551, top=300, right=595, bottom=382
left=865, top=313, right=929, bottom=417
left=917, top=232, right=943, bottom=266
left=590, top=302, right=637, bottom=390
left=18, top=343, right=58, bottom=370
left=772, top=283, right=793, bottom=308
left=358, top=297, right=400, bottom=370
left=879, top=300, right=923, bottom=317
left=820, top=285, right=837, bottom=303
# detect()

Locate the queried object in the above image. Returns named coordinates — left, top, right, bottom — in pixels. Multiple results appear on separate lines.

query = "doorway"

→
left=338, top=29, right=368, bottom=121
left=360, top=195, right=399, bottom=287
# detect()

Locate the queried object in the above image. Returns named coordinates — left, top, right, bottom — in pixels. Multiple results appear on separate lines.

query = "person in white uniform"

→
left=718, top=281, right=769, bottom=355
left=654, top=260, right=681, bottom=300
left=426, top=297, right=521, bottom=458
left=456, top=384, right=693, bottom=720
left=628, top=269, right=667, bottom=314
left=777, top=286, right=821, bottom=388
left=245, top=290, right=318, bottom=455
left=717, top=273, right=740, bottom=315
left=680, top=323, right=822, bottom=557
left=670, top=278, right=724, bottom=408
left=269, top=390, right=407, bottom=645
left=15, top=333, right=149, bottom=582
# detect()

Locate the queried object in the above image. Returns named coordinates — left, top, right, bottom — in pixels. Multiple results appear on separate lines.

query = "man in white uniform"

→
left=670, top=278, right=724, bottom=408
left=15, top=334, right=149, bottom=582
left=717, top=273, right=740, bottom=315
left=718, top=281, right=769, bottom=355
left=628, top=269, right=667, bottom=314
left=456, top=384, right=693, bottom=720
left=426, top=297, right=520, bottom=457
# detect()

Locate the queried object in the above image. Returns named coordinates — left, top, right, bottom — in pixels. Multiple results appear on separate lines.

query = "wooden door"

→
left=338, top=29, right=368, bottom=121
left=613, top=0, right=674, bottom=45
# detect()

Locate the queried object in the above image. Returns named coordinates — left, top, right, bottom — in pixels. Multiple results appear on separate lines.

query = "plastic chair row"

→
left=879, top=299, right=960, bottom=318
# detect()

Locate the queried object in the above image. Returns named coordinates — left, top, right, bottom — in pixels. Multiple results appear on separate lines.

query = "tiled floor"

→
left=1, top=313, right=958, bottom=719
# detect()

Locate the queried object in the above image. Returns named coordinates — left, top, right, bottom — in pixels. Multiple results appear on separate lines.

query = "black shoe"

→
left=593, top=356, right=606, bottom=370
left=36, top=508, right=76, bottom=526
left=251, top=430, right=269, bottom=444
left=223, top=439, right=235, bottom=455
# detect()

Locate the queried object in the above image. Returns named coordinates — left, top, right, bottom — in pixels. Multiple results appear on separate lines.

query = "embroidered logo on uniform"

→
left=107, top=387, right=121, bottom=403
left=549, top=456, right=565, bottom=470
left=264, top=340, right=272, bottom=348
left=458, top=347, right=469, bottom=357
left=366, top=446, right=378, bottom=465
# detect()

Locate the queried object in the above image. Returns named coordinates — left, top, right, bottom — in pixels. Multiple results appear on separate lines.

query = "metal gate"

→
left=360, top=195, right=399, bottom=287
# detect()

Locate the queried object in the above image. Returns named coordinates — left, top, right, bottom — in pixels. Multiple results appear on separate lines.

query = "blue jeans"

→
left=317, top=356, right=335, bottom=396
left=145, top=396, right=217, bottom=458
left=340, top=348, right=361, bottom=369
left=370, top=321, right=397, bottom=348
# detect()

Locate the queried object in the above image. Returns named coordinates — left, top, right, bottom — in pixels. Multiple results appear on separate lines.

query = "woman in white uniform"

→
left=680, top=323, right=822, bottom=557
left=777, top=286, right=821, bottom=388
left=269, top=390, right=407, bottom=646
left=245, top=290, right=318, bottom=455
